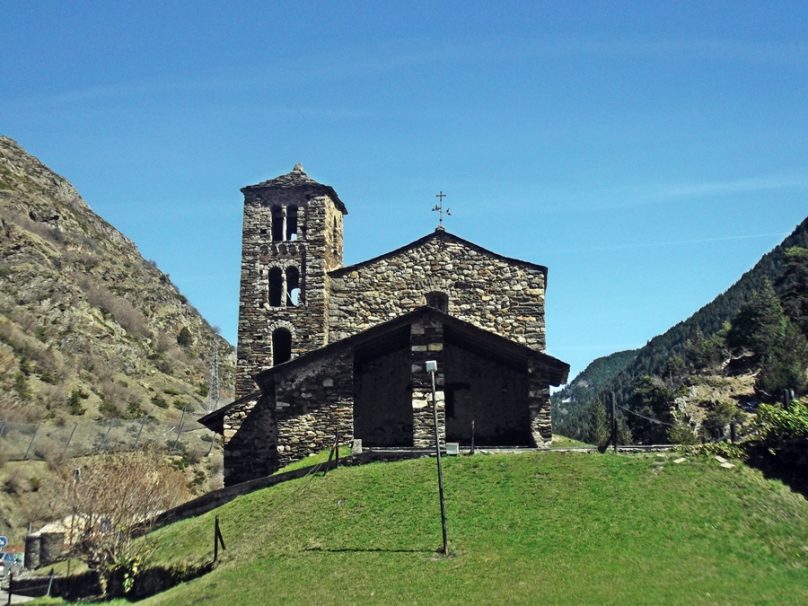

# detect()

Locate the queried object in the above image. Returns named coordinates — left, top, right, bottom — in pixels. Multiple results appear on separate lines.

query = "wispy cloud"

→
left=635, top=173, right=808, bottom=201
left=547, top=232, right=788, bottom=255
left=5, top=34, right=806, bottom=111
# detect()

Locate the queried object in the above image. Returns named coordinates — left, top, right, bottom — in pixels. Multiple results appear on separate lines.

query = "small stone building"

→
left=201, top=165, right=569, bottom=485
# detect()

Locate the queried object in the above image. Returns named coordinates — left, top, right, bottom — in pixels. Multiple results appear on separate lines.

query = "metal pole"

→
left=134, top=416, right=147, bottom=448
left=99, top=419, right=115, bottom=452
left=471, top=419, right=475, bottom=455
left=46, top=570, right=54, bottom=597
left=24, top=425, right=39, bottom=459
left=430, top=366, right=449, bottom=556
left=63, top=423, right=78, bottom=457
left=7, top=572, right=12, bottom=605
left=172, top=407, right=186, bottom=452
left=610, top=393, right=618, bottom=454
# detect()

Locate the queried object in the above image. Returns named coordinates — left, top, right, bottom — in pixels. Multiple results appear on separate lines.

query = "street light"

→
left=426, top=360, right=449, bottom=556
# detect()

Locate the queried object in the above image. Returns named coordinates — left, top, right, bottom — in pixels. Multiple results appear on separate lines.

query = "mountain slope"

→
left=609, top=217, right=808, bottom=399
left=0, top=136, right=235, bottom=533
left=556, top=218, right=808, bottom=442
left=0, top=136, right=235, bottom=422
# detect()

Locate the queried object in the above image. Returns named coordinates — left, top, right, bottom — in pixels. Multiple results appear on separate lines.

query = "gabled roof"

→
left=198, top=390, right=261, bottom=432
left=241, top=163, right=347, bottom=214
left=255, top=306, right=568, bottom=387
left=328, top=229, right=547, bottom=277
left=199, top=307, right=569, bottom=432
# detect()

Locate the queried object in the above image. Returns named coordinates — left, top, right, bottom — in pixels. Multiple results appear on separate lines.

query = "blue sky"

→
left=2, top=1, right=807, bottom=379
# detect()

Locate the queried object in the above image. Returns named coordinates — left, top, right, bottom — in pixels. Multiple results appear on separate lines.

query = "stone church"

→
left=201, top=164, right=569, bottom=485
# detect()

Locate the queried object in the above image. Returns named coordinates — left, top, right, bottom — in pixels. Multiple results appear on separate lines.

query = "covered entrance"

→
left=352, top=327, right=413, bottom=447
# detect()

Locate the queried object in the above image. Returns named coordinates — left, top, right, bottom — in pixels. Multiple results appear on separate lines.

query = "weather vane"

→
left=432, top=191, right=451, bottom=230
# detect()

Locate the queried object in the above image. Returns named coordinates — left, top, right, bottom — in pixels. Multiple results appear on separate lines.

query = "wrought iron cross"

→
left=432, top=191, right=451, bottom=228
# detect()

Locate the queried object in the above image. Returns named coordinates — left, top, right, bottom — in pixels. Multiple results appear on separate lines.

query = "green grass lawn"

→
left=550, top=434, right=592, bottom=448
left=272, top=445, right=352, bottom=475
left=33, top=452, right=808, bottom=605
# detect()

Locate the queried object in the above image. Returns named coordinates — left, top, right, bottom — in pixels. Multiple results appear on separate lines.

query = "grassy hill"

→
left=43, top=452, right=807, bottom=605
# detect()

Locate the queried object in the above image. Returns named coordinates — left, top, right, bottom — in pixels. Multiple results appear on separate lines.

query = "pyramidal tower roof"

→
left=242, top=163, right=347, bottom=213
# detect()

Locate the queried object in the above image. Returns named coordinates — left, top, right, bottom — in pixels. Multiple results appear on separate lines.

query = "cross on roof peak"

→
left=432, top=191, right=451, bottom=230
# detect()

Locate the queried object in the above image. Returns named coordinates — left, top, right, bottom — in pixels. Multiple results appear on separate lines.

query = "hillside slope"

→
left=0, top=136, right=235, bottom=532
left=609, top=218, right=807, bottom=398
left=557, top=218, right=808, bottom=442
left=127, top=453, right=808, bottom=605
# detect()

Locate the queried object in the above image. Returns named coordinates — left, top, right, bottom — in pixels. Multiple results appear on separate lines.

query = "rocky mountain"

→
left=0, top=136, right=235, bottom=424
left=0, top=136, right=238, bottom=538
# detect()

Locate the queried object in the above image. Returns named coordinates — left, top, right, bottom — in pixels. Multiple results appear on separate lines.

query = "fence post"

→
left=471, top=419, right=476, bottom=455
left=24, top=425, right=39, bottom=460
left=213, top=515, right=226, bottom=563
left=730, top=420, right=737, bottom=443
left=47, top=569, right=54, bottom=597
left=7, top=572, right=12, bottom=605
left=334, top=431, right=341, bottom=469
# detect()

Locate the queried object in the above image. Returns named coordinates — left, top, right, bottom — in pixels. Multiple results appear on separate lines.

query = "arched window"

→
left=286, top=205, right=298, bottom=241
left=286, top=266, right=300, bottom=306
left=268, top=267, right=283, bottom=307
left=272, top=328, right=292, bottom=365
left=271, top=206, right=284, bottom=242
left=426, top=291, right=449, bottom=313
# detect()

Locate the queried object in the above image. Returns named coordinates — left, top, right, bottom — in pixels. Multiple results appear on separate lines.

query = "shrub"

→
left=67, top=388, right=87, bottom=415
left=176, top=327, right=193, bottom=347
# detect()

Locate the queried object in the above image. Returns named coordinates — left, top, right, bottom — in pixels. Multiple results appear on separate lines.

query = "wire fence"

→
left=0, top=412, right=218, bottom=462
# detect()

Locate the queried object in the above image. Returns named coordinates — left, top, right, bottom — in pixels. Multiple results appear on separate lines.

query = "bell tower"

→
left=235, top=164, right=347, bottom=397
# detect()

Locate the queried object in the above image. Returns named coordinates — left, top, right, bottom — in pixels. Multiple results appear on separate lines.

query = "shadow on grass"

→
left=304, top=546, right=434, bottom=554
left=745, top=445, right=808, bottom=499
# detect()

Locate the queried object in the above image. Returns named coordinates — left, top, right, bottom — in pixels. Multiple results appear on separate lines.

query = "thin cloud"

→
left=548, top=232, right=788, bottom=255
left=643, top=174, right=808, bottom=200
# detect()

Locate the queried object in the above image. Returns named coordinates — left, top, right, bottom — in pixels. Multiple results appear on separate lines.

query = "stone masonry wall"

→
left=273, top=350, right=354, bottom=469
left=222, top=395, right=278, bottom=485
left=328, top=232, right=546, bottom=352
left=527, top=358, right=552, bottom=446
left=236, top=188, right=344, bottom=397
left=410, top=317, right=446, bottom=448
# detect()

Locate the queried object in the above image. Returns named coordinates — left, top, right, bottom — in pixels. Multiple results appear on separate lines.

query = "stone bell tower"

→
left=235, top=164, right=347, bottom=397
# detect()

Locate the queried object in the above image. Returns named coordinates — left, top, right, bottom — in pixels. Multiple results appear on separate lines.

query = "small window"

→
left=286, top=266, right=300, bottom=306
left=271, top=206, right=284, bottom=242
left=287, top=205, right=298, bottom=241
left=268, top=268, right=283, bottom=307
left=272, top=328, right=292, bottom=365
left=426, top=291, right=449, bottom=313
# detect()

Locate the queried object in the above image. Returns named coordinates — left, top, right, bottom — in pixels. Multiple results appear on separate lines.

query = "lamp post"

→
left=426, top=360, right=449, bottom=556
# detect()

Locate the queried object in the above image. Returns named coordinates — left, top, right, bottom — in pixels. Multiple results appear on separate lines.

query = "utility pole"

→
left=610, top=392, right=618, bottom=454
left=208, top=339, right=220, bottom=412
left=427, top=360, right=449, bottom=556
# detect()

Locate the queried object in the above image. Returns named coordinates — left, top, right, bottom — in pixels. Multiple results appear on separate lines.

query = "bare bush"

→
left=60, top=450, right=189, bottom=590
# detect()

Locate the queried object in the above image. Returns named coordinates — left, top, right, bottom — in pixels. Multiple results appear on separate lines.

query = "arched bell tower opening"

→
left=235, top=163, right=348, bottom=397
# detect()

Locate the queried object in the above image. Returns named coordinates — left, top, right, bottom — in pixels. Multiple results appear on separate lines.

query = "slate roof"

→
left=241, top=163, right=347, bottom=214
